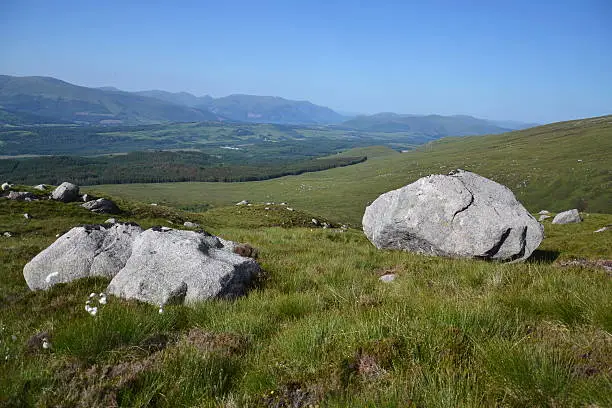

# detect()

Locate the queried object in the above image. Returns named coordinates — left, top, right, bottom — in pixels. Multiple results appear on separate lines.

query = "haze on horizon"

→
left=1, top=0, right=611, bottom=124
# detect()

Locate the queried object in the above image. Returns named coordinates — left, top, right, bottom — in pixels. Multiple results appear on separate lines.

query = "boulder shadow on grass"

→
left=526, top=249, right=560, bottom=264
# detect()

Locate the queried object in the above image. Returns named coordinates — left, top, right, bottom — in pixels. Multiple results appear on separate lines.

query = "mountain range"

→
left=0, top=75, right=533, bottom=136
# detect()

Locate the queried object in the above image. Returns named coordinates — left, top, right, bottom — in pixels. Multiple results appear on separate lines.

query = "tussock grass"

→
left=1, top=195, right=611, bottom=406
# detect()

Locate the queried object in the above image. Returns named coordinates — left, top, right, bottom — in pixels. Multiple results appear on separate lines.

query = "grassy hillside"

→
left=94, top=115, right=612, bottom=224
left=1, top=191, right=610, bottom=407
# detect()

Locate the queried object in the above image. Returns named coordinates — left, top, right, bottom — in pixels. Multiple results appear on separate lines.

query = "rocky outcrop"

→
left=362, top=170, right=543, bottom=262
left=51, top=182, right=80, bottom=203
left=82, top=198, right=120, bottom=214
left=7, top=191, right=37, bottom=201
left=23, top=223, right=143, bottom=290
left=552, top=209, right=582, bottom=224
left=24, top=224, right=261, bottom=306
left=107, top=229, right=261, bottom=306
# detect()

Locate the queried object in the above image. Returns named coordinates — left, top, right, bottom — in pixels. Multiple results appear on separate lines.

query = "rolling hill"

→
left=0, top=75, right=220, bottom=125
left=93, top=115, right=612, bottom=222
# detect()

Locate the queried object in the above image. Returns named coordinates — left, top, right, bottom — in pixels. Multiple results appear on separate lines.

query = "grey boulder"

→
left=51, top=182, right=80, bottom=202
left=23, top=223, right=143, bottom=290
left=82, top=198, right=120, bottom=214
left=552, top=209, right=582, bottom=224
left=107, top=228, right=261, bottom=306
left=33, top=184, right=48, bottom=191
left=363, top=169, right=543, bottom=262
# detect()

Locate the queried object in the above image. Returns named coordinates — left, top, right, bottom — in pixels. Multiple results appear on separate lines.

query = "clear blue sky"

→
left=1, top=0, right=611, bottom=123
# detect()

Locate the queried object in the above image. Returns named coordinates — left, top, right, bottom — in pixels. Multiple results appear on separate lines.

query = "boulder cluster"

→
left=23, top=223, right=261, bottom=306
left=2, top=181, right=120, bottom=214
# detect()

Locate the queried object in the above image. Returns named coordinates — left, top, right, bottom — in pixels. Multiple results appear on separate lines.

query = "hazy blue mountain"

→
left=197, top=94, right=347, bottom=124
left=0, top=75, right=220, bottom=125
left=134, top=90, right=214, bottom=108
left=340, top=112, right=512, bottom=136
left=488, top=119, right=540, bottom=130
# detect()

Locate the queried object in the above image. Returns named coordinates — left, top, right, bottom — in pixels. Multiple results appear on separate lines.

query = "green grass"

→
left=1, top=193, right=611, bottom=407
left=92, top=115, right=612, bottom=225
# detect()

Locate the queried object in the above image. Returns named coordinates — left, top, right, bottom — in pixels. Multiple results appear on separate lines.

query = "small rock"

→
left=286, top=207, right=294, bottom=211
left=1, top=182, right=12, bottom=191
left=264, top=207, right=270, bottom=210
left=594, top=226, right=609, bottom=233
left=552, top=209, right=582, bottom=224
left=322, top=222, right=331, bottom=229
left=280, top=202, right=287, bottom=206
left=82, top=198, right=120, bottom=214
left=82, top=194, right=92, bottom=202
left=3, top=232, right=12, bottom=237
left=24, top=213, right=31, bottom=219
left=235, top=200, right=249, bottom=206
left=379, top=274, right=397, bottom=283
left=150, top=203, right=158, bottom=206
left=538, top=214, right=550, bottom=221
left=33, top=184, right=47, bottom=191
left=105, top=218, right=117, bottom=224
left=577, top=159, right=583, bottom=162
left=184, top=221, right=200, bottom=228
left=312, top=218, right=319, bottom=226
left=538, top=210, right=550, bottom=215
left=51, top=182, right=80, bottom=203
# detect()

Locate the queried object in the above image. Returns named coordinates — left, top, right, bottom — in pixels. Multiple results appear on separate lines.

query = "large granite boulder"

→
left=51, top=182, right=80, bottom=202
left=82, top=198, right=120, bottom=214
left=23, top=223, right=143, bottom=290
left=363, top=170, right=543, bottom=262
left=107, top=228, right=261, bottom=306
left=552, top=209, right=582, bottom=224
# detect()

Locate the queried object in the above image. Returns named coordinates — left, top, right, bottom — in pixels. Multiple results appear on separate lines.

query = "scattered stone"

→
left=286, top=207, right=294, bottom=211
left=1, top=182, right=12, bottom=191
left=81, top=194, right=93, bottom=202
left=379, top=274, right=397, bottom=283
left=3, top=232, right=12, bottom=237
left=552, top=209, right=582, bottom=224
left=150, top=203, right=158, bottom=206
left=312, top=218, right=319, bottom=226
left=26, top=331, right=51, bottom=353
left=235, top=200, right=249, bottom=206
left=23, top=213, right=31, bottom=219
left=107, top=229, right=261, bottom=306
left=280, top=202, right=287, bottom=206
left=557, top=259, right=612, bottom=273
left=82, top=198, right=120, bottom=214
left=7, top=191, right=37, bottom=201
left=33, top=184, right=47, bottom=191
left=51, top=182, right=80, bottom=203
left=233, top=243, right=259, bottom=259
left=183, top=221, right=200, bottom=228
left=538, top=210, right=550, bottom=215
left=105, top=218, right=117, bottom=224
left=594, top=226, right=609, bottom=233
left=322, top=222, right=331, bottom=229
left=362, top=169, right=543, bottom=262
left=539, top=214, right=551, bottom=221
left=264, top=207, right=270, bottom=210
left=23, top=223, right=143, bottom=290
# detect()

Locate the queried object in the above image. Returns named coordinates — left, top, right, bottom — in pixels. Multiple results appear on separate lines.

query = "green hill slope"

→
left=94, top=115, right=612, bottom=224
